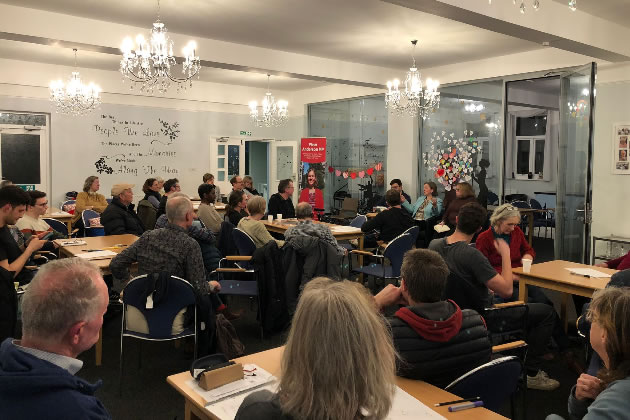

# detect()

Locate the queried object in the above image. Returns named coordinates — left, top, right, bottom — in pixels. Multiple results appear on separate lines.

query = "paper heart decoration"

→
left=335, top=170, right=341, bottom=177
left=366, top=167, right=374, bottom=176
left=328, top=166, right=334, bottom=173
left=436, top=168, right=445, bottom=177
left=375, top=162, right=383, bottom=171
left=358, top=171, right=365, bottom=178
left=350, top=172, right=357, bottom=179
left=342, top=171, right=349, bottom=179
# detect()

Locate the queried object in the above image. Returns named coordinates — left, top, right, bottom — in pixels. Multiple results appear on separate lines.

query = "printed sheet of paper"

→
left=565, top=268, right=612, bottom=278
left=75, top=250, right=118, bottom=260
left=55, top=239, right=87, bottom=246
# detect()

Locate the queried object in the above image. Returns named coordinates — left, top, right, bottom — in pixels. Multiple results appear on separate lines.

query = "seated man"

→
left=429, top=202, right=559, bottom=391
left=228, top=175, right=252, bottom=201
left=156, top=178, right=181, bottom=220
left=0, top=186, right=46, bottom=285
left=17, top=190, right=67, bottom=247
left=374, top=248, right=491, bottom=388
left=197, top=183, right=222, bottom=234
left=285, top=202, right=345, bottom=256
left=362, top=189, right=414, bottom=243
left=202, top=173, right=221, bottom=202
left=267, top=179, right=295, bottom=219
left=376, top=178, right=411, bottom=207
left=0, top=258, right=111, bottom=419
left=101, top=183, right=145, bottom=236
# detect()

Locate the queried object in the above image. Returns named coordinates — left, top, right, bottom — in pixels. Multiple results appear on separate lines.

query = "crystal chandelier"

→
left=249, top=75, right=289, bottom=127
left=489, top=0, right=577, bottom=13
left=385, top=40, right=440, bottom=119
left=120, top=0, right=200, bottom=94
left=49, top=49, right=101, bottom=116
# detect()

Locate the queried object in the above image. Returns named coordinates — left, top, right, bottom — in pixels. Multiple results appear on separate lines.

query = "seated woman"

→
left=235, top=277, right=396, bottom=420
left=440, top=182, right=476, bottom=229
left=224, top=190, right=249, bottom=226
left=73, top=175, right=109, bottom=228
left=596, top=251, right=630, bottom=271
left=243, top=176, right=260, bottom=196
left=546, top=287, right=630, bottom=420
left=402, top=181, right=442, bottom=221
left=142, top=178, right=162, bottom=209
left=237, top=196, right=284, bottom=248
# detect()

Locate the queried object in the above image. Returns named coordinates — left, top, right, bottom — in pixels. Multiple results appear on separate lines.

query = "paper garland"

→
left=422, top=130, right=483, bottom=191
left=326, top=162, right=384, bottom=179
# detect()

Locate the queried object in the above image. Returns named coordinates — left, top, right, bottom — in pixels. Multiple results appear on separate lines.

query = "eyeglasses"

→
left=36, top=202, right=49, bottom=207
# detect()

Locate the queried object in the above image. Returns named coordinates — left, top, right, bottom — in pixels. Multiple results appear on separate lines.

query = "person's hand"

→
left=494, top=238, right=510, bottom=256
left=26, top=237, right=46, bottom=252
left=209, top=280, right=221, bottom=292
left=374, top=284, right=407, bottom=310
left=36, top=231, right=49, bottom=240
left=431, top=197, right=437, bottom=205
left=400, top=194, right=406, bottom=203
left=575, top=374, right=605, bottom=401
left=595, top=262, right=608, bottom=268
left=522, top=253, right=534, bottom=262
left=85, top=206, right=94, bottom=210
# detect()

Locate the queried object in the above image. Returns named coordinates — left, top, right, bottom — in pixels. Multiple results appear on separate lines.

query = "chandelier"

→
left=49, top=49, right=101, bottom=116
left=120, top=0, right=200, bottom=94
left=385, top=40, right=440, bottom=119
left=489, top=0, right=577, bottom=13
left=248, top=75, right=289, bottom=127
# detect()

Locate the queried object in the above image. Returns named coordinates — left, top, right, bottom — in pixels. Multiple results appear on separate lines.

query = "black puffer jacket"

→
left=101, top=197, right=145, bottom=236
left=388, top=300, right=491, bottom=388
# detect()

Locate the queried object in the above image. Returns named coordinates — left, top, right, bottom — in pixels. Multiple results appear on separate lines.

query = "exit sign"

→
left=239, top=131, right=252, bottom=136
left=18, top=184, right=35, bottom=191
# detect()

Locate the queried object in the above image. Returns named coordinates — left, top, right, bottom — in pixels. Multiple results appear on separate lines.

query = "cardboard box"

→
left=198, top=362, right=244, bottom=391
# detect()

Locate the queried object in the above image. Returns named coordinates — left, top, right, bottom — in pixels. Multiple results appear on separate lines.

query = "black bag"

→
left=215, top=314, right=244, bottom=359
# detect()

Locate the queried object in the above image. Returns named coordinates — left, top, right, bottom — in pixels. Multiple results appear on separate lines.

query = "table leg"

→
left=358, top=235, right=364, bottom=283
left=95, top=327, right=102, bottom=366
left=185, top=399, right=207, bottom=420
left=561, top=294, right=569, bottom=333
left=518, top=280, right=528, bottom=302
left=528, top=213, right=534, bottom=246
left=66, top=221, right=72, bottom=236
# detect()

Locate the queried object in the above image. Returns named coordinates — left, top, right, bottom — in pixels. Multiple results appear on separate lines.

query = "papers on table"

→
left=433, top=224, right=450, bottom=233
left=565, top=268, right=612, bottom=278
left=387, top=387, right=447, bottom=419
left=330, top=225, right=362, bottom=233
left=55, top=239, right=87, bottom=246
left=75, top=250, right=118, bottom=260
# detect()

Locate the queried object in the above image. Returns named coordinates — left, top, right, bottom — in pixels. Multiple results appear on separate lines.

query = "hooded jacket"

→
left=0, top=338, right=111, bottom=420
left=388, top=300, right=492, bottom=388
left=101, top=197, right=145, bottom=236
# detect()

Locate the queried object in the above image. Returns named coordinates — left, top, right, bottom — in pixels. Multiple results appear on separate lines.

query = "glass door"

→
left=556, top=63, right=596, bottom=263
left=209, top=137, right=245, bottom=201
left=269, top=141, right=298, bottom=203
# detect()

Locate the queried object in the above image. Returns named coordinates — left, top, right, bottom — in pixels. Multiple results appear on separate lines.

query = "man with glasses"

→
left=16, top=191, right=67, bottom=245
left=157, top=178, right=181, bottom=219
left=229, top=175, right=252, bottom=201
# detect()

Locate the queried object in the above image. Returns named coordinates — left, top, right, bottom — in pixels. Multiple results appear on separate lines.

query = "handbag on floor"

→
left=215, top=313, right=245, bottom=359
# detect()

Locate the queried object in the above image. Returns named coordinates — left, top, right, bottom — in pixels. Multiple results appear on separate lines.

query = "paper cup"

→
left=267, top=215, right=273, bottom=223
left=522, top=259, right=533, bottom=273
left=14, top=282, right=19, bottom=291
left=277, top=214, right=283, bottom=221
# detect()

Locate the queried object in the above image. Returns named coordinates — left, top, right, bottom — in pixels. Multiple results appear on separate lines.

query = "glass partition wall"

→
left=308, top=96, right=388, bottom=213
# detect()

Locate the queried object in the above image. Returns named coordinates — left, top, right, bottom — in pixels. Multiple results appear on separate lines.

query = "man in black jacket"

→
left=374, top=248, right=491, bottom=388
left=101, top=183, right=145, bottom=236
left=362, top=189, right=414, bottom=243
left=267, top=179, right=295, bottom=219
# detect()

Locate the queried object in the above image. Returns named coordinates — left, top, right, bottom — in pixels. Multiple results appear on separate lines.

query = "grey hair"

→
left=21, top=258, right=103, bottom=340
left=166, top=195, right=193, bottom=223
left=295, top=202, right=313, bottom=219
left=246, top=196, right=266, bottom=216
left=489, top=203, right=522, bottom=227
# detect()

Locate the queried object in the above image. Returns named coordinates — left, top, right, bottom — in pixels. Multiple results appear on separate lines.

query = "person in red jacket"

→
left=475, top=203, right=534, bottom=273
left=298, top=168, right=324, bottom=219
left=596, top=252, right=630, bottom=271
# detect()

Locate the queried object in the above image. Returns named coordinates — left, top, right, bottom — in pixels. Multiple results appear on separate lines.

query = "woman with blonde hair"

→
left=546, top=287, right=630, bottom=420
left=236, top=277, right=397, bottom=420
left=73, top=175, right=108, bottom=226
left=237, top=196, right=284, bottom=248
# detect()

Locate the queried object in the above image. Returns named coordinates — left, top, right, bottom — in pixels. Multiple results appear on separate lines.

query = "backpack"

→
left=215, top=314, right=244, bottom=359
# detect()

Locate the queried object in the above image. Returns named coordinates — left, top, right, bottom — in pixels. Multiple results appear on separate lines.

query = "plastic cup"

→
left=522, top=258, right=533, bottom=273
left=14, top=282, right=19, bottom=291
left=267, top=215, right=273, bottom=223
left=277, top=214, right=283, bottom=221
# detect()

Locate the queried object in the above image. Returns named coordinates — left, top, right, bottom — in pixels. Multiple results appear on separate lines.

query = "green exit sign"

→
left=18, top=184, right=35, bottom=191
left=239, top=131, right=252, bottom=136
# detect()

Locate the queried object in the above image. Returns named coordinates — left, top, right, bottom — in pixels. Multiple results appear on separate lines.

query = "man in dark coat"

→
left=101, top=183, right=145, bottom=236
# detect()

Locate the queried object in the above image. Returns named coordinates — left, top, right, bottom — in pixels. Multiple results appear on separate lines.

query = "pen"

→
left=85, top=249, right=104, bottom=252
left=435, top=396, right=481, bottom=407
left=448, top=401, right=484, bottom=412
left=570, top=273, right=590, bottom=278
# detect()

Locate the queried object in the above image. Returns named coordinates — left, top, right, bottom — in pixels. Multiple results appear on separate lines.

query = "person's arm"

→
left=188, top=224, right=215, bottom=244
left=4, top=237, right=46, bottom=277
left=485, top=239, right=514, bottom=297
left=315, top=189, right=324, bottom=211
left=517, top=227, right=535, bottom=260
left=254, top=222, right=284, bottom=247
left=434, top=197, right=443, bottom=216
left=109, top=240, right=140, bottom=286
left=102, top=212, right=126, bottom=235
left=374, top=284, right=407, bottom=311
left=401, top=198, right=415, bottom=214
left=361, top=212, right=382, bottom=233
left=603, top=251, right=630, bottom=269
left=74, top=192, right=89, bottom=214
left=185, top=242, right=211, bottom=294
left=147, top=195, right=160, bottom=208
left=267, top=195, right=279, bottom=217
left=92, top=194, right=109, bottom=213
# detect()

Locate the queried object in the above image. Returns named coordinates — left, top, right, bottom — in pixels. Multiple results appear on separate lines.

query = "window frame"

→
left=513, top=135, right=546, bottom=180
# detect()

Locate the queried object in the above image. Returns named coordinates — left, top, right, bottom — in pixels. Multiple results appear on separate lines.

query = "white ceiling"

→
left=552, top=0, right=630, bottom=28
left=0, top=0, right=542, bottom=69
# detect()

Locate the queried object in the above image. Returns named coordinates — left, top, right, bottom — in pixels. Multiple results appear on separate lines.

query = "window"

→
left=514, top=136, right=545, bottom=178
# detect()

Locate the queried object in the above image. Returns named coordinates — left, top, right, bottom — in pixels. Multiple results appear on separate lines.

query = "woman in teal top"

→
left=402, top=181, right=443, bottom=221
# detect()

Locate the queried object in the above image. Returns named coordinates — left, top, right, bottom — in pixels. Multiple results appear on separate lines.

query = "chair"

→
left=445, top=356, right=524, bottom=418
left=340, top=215, right=368, bottom=253
left=487, top=191, right=499, bottom=206
left=529, top=198, right=553, bottom=238
left=82, top=209, right=104, bottom=237
left=106, top=198, right=113, bottom=204
left=43, top=218, right=72, bottom=237
left=331, top=197, right=358, bottom=220
left=61, top=199, right=76, bottom=214
left=349, top=232, right=415, bottom=291
left=511, top=200, right=531, bottom=234
left=119, top=274, right=197, bottom=392
left=402, top=225, right=420, bottom=245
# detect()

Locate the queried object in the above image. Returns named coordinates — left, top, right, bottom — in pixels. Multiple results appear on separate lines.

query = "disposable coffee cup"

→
left=522, top=258, right=533, bottom=273
left=277, top=214, right=283, bottom=221
left=14, top=282, right=19, bottom=291
left=267, top=215, right=273, bottom=223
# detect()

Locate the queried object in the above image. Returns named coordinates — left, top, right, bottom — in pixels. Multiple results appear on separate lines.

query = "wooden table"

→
left=43, top=208, right=73, bottom=235
left=167, top=347, right=507, bottom=420
left=488, top=206, right=554, bottom=246
left=514, top=260, right=617, bottom=331
left=56, top=234, right=138, bottom=365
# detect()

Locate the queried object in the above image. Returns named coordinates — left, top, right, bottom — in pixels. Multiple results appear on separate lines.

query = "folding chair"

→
left=82, top=209, right=104, bottom=237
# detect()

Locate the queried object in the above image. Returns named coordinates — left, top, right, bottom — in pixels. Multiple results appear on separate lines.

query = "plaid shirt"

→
left=110, top=223, right=210, bottom=294
left=284, top=219, right=345, bottom=256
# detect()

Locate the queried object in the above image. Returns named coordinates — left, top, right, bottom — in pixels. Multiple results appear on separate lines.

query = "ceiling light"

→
left=49, top=49, right=101, bottom=116
left=498, top=0, right=576, bottom=14
left=249, top=75, right=289, bottom=127
left=120, top=0, right=200, bottom=94
left=385, top=40, right=440, bottom=119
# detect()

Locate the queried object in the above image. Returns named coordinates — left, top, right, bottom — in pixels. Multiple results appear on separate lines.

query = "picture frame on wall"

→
left=613, top=123, right=630, bottom=174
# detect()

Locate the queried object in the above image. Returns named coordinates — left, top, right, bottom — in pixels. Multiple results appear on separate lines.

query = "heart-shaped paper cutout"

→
left=328, top=166, right=334, bottom=173
left=335, top=170, right=341, bottom=177
left=375, top=162, right=383, bottom=171
left=436, top=168, right=445, bottom=177
left=367, top=167, right=374, bottom=176
left=350, top=172, right=357, bottom=179
left=358, top=171, right=365, bottom=178
left=343, top=171, right=349, bottom=179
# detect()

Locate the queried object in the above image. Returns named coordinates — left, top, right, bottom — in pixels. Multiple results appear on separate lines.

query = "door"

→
left=209, top=137, right=245, bottom=201
left=269, top=141, right=298, bottom=203
left=0, top=125, right=49, bottom=193
left=556, top=63, right=596, bottom=263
